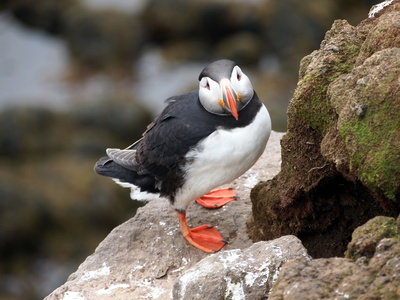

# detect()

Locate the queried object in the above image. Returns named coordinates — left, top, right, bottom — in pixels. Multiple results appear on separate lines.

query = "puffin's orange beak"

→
left=220, top=78, right=239, bottom=120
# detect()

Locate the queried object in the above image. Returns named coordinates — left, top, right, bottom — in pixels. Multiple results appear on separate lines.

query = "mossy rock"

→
left=328, top=48, right=400, bottom=201
left=345, top=216, right=400, bottom=260
left=250, top=2, right=400, bottom=258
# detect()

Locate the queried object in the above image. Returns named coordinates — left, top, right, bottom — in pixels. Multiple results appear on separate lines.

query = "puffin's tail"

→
left=94, top=156, right=158, bottom=194
left=94, top=156, right=109, bottom=174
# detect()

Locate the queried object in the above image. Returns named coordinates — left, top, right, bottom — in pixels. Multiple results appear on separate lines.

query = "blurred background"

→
left=0, top=0, right=381, bottom=299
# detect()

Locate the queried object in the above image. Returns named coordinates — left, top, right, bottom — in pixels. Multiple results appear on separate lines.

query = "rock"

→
left=268, top=215, right=400, bottom=300
left=44, top=131, right=284, bottom=300
left=173, top=236, right=311, bottom=300
left=327, top=47, right=400, bottom=200
left=250, top=0, right=400, bottom=258
left=345, top=215, right=400, bottom=260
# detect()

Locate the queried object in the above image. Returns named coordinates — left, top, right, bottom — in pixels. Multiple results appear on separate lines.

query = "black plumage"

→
left=198, top=59, right=236, bottom=82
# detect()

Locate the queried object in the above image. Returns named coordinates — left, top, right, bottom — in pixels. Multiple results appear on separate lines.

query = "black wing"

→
left=134, top=91, right=218, bottom=180
left=94, top=90, right=218, bottom=196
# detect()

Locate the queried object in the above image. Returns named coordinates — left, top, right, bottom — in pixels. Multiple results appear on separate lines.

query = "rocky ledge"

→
left=46, top=132, right=291, bottom=300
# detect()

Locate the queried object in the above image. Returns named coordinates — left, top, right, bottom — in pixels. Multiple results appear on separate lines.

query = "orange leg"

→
left=177, top=212, right=227, bottom=253
left=195, top=188, right=239, bottom=209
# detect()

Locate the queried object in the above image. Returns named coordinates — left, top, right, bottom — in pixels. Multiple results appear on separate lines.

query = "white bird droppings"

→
left=95, top=283, right=130, bottom=295
left=369, top=0, right=394, bottom=18
left=79, top=262, right=110, bottom=282
left=62, top=291, right=86, bottom=300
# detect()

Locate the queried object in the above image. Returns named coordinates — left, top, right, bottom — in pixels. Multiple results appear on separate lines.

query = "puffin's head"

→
left=198, top=59, right=254, bottom=120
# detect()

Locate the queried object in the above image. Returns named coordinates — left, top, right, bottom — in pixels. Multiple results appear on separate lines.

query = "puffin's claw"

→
left=177, top=212, right=227, bottom=253
left=195, top=188, right=238, bottom=209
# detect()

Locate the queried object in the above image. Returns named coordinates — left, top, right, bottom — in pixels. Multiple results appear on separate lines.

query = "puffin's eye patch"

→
left=234, top=66, right=242, bottom=81
left=200, top=77, right=210, bottom=90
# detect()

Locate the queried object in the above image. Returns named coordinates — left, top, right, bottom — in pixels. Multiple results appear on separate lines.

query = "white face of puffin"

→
left=199, top=65, right=254, bottom=120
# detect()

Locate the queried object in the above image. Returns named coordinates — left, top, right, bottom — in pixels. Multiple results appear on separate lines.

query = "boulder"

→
left=173, top=236, right=310, bottom=300
left=268, top=215, right=400, bottom=300
left=45, top=131, right=284, bottom=300
left=250, top=0, right=400, bottom=258
left=345, top=215, right=400, bottom=260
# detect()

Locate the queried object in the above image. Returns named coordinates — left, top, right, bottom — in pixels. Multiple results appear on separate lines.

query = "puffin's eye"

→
left=235, top=66, right=242, bottom=81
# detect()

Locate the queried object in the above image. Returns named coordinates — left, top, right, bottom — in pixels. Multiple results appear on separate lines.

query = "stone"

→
left=44, top=131, right=284, bottom=300
left=345, top=216, right=400, bottom=260
left=250, top=0, right=400, bottom=258
left=328, top=47, right=400, bottom=200
left=173, top=236, right=311, bottom=300
left=268, top=215, right=400, bottom=300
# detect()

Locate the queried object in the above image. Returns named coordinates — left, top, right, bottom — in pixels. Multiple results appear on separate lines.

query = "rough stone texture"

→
left=250, top=0, right=400, bottom=258
left=345, top=215, right=400, bottom=260
left=173, top=236, right=310, bottom=300
left=268, top=215, right=400, bottom=300
left=45, top=131, right=284, bottom=300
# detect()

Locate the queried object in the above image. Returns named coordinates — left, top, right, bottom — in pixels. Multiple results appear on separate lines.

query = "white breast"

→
left=173, top=104, right=271, bottom=210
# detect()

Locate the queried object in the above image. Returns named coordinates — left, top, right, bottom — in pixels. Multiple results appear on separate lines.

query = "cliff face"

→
left=250, top=0, right=400, bottom=258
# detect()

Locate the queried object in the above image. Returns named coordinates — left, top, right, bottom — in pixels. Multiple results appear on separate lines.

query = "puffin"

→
left=94, top=59, right=271, bottom=253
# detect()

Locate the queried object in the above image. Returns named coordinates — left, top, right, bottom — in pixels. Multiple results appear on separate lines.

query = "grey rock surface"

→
left=45, top=131, right=284, bottom=300
left=268, top=215, right=400, bottom=300
left=173, top=236, right=311, bottom=300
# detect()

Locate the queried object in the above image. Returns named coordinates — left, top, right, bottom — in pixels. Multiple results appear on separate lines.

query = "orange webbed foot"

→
left=195, top=188, right=239, bottom=209
left=177, top=212, right=227, bottom=253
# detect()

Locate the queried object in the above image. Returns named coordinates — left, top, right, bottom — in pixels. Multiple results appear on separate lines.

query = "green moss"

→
left=294, top=42, right=399, bottom=203
left=339, top=83, right=400, bottom=201
left=293, top=74, right=339, bottom=135
left=292, top=39, right=359, bottom=136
